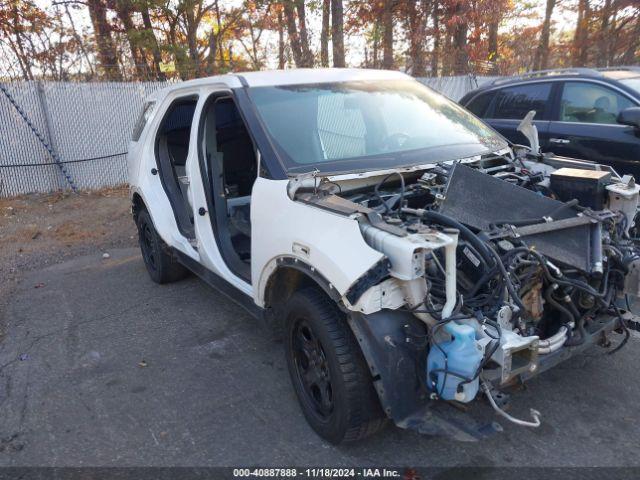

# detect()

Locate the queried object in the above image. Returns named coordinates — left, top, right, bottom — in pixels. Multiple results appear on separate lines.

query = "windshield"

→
left=248, top=79, right=506, bottom=175
left=619, top=77, right=640, bottom=95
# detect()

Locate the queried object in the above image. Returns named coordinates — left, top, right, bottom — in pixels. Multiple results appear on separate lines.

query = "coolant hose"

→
left=563, top=297, right=588, bottom=347
left=544, top=285, right=575, bottom=326
left=486, top=246, right=528, bottom=314
left=417, top=210, right=495, bottom=269
left=408, top=208, right=526, bottom=314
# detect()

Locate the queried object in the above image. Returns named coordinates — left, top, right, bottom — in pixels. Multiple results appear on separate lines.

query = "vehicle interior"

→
left=155, top=95, right=199, bottom=238
left=201, top=94, right=257, bottom=281
left=559, top=82, right=632, bottom=124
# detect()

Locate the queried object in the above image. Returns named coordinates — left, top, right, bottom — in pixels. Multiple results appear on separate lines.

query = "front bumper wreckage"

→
left=349, top=309, right=624, bottom=441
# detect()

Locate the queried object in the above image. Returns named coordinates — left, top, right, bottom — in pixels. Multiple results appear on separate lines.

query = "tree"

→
left=136, top=0, right=165, bottom=79
left=402, top=0, right=428, bottom=76
left=2, top=0, right=635, bottom=82
left=282, top=0, right=313, bottom=67
left=620, top=6, right=640, bottom=65
left=430, top=0, right=440, bottom=75
left=382, top=0, right=394, bottom=69
left=533, top=0, right=555, bottom=71
left=596, top=0, right=611, bottom=67
left=450, top=0, right=469, bottom=74
left=277, top=5, right=285, bottom=68
left=572, top=0, right=590, bottom=67
left=234, top=1, right=272, bottom=70
left=113, top=0, right=147, bottom=79
left=86, top=0, right=122, bottom=80
left=320, top=0, right=329, bottom=67
left=331, top=0, right=345, bottom=67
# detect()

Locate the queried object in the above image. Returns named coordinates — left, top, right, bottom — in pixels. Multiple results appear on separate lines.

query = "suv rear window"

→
left=488, top=83, right=552, bottom=120
left=132, top=101, right=155, bottom=141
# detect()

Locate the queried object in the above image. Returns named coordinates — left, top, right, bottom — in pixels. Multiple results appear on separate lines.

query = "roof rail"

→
left=489, top=67, right=602, bottom=86
left=596, top=66, right=640, bottom=73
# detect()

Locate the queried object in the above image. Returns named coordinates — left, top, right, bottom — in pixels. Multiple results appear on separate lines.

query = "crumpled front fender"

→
left=348, top=310, right=501, bottom=441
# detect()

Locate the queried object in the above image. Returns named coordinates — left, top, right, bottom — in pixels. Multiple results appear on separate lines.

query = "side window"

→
left=131, top=101, right=155, bottom=141
left=317, top=95, right=367, bottom=160
left=465, top=92, right=494, bottom=117
left=488, top=83, right=552, bottom=120
left=559, top=82, right=634, bottom=124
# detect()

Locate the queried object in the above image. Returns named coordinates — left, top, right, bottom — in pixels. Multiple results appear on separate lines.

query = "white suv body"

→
left=128, top=70, right=393, bottom=303
left=128, top=68, right=638, bottom=443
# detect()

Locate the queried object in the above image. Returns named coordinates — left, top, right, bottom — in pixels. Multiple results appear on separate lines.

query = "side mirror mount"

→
left=617, top=107, right=640, bottom=129
left=517, top=110, right=540, bottom=155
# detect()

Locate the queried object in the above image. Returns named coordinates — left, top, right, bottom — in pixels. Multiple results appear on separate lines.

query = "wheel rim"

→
left=291, top=318, right=334, bottom=420
left=140, top=220, right=158, bottom=271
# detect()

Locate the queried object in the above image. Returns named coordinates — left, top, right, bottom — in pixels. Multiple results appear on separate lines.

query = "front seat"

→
left=592, top=96, right=615, bottom=124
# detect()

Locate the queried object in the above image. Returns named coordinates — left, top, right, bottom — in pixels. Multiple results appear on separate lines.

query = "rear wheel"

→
left=136, top=209, right=188, bottom=284
left=284, top=288, right=385, bottom=444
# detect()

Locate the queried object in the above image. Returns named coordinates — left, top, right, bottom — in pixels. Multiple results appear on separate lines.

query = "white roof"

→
left=149, top=68, right=411, bottom=100
left=237, top=68, right=410, bottom=87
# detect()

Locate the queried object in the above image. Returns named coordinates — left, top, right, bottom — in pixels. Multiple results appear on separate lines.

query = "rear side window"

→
left=488, top=83, right=552, bottom=120
left=560, top=82, right=634, bottom=124
left=132, top=101, right=156, bottom=141
left=465, top=92, right=494, bottom=117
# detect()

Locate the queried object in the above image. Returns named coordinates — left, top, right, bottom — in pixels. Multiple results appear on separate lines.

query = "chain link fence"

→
left=0, top=75, right=498, bottom=198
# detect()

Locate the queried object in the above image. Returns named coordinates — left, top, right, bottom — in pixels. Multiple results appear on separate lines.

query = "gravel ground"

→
left=0, top=188, right=136, bottom=339
left=0, top=246, right=638, bottom=469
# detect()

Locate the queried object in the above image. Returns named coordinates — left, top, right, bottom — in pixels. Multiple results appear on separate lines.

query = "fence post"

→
left=35, top=81, right=63, bottom=191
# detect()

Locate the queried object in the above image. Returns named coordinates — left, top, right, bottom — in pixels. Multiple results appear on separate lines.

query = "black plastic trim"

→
left=272, top=256, right=342, bottom=304
left=344, top=257, right=391, bottom=305
left=231, top=83, right=287, bottom=180
left=172, top=248, right=263, bottom=320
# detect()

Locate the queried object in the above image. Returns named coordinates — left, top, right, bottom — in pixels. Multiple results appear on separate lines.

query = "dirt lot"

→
left=0, top=188, right=136, bottom=336
left=0, top=187, right=135, bottom=273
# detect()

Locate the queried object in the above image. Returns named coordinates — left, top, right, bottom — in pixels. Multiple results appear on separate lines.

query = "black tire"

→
left=136, top=209, right=188, bottom=284
left=284, top=287, right=386, bottom=444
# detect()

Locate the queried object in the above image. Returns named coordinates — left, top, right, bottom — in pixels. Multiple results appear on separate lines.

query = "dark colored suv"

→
left=460, top=67, right=640, bottom=177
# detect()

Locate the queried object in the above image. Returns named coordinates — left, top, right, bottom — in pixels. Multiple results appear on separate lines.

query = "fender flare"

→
left=259, top=256, right=342, bottom=307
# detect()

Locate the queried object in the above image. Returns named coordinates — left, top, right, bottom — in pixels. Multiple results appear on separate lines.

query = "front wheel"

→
left=284, top=288, right=386, bottom=444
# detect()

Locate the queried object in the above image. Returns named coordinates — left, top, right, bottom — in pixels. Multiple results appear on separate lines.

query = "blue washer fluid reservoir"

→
left=426, top=321, right=483, bottom=403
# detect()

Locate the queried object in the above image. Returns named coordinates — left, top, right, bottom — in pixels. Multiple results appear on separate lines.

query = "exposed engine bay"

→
left=292, top=147, right=639, bottom=429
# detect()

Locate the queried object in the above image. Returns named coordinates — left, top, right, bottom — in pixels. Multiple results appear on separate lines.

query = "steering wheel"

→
left=383, top=132, right=411, bottom=150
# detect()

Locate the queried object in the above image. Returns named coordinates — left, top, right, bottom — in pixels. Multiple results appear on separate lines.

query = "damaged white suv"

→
left=128, top=69, right=638, bottom=443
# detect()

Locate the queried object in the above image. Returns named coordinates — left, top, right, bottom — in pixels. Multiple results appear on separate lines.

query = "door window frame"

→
left=153, top=92, right=200, bottom=239
left=196, top=89, right=257, bottom=282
